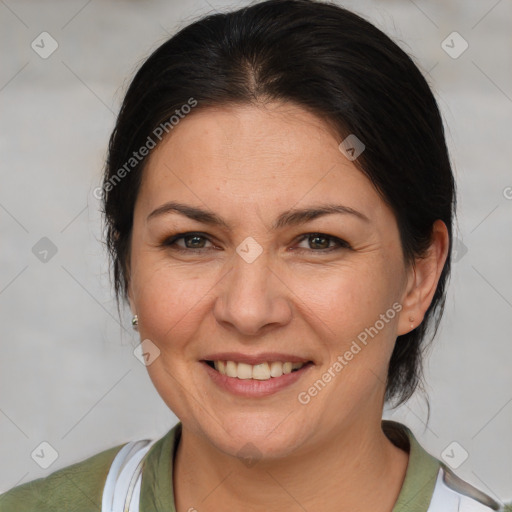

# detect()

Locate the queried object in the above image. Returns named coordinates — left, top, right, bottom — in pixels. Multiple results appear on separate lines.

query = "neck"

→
left=173, top=417, right=409, bottom=512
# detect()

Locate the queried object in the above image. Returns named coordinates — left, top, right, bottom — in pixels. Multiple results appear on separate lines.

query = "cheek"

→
left=132, top=260, right=215, bottom=348
left=294, top=259, right=401, bottom=341
left=296, top=266, right=401, bottom=413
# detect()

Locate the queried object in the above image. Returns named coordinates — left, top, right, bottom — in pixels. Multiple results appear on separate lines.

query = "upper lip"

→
left=201, top=352, right=313, bottom=365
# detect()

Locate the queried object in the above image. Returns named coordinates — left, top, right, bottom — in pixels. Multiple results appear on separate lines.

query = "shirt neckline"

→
left=385, top=420, right=441, bottom=512
left=139, top=420, right=440, bottom=512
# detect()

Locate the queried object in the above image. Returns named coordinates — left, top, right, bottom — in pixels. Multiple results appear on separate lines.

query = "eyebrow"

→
left=146, top=200, right=370, bottom=230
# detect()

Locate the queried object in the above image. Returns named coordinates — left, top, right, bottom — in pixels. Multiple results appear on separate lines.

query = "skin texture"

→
left=127, top=101, right=449, bottom=511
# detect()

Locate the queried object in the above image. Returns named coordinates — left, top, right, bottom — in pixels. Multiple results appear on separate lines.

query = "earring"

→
left=409, top=316, right=414, bottom=330
left=132, top=314, right=139, bottom=331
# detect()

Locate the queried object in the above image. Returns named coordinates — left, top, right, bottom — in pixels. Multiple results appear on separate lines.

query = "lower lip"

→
left=202, top=361, right=314, bottom=397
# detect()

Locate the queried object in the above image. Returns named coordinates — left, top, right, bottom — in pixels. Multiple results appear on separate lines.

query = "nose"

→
left=213, top=248, right=293, bottom=337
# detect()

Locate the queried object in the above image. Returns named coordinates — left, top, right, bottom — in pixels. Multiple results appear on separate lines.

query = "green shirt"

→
left=0, top=420, right=478, bottom=511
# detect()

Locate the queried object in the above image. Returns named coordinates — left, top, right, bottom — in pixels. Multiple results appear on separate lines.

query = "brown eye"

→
left=180, top=234, right=208, bottom=249
left=161, top=232, right=215, bottom=252
left=295, top=233, right=350, bottom=252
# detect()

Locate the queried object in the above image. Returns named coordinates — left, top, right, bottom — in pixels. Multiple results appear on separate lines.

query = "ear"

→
left=397, top=220, right=450, bottom=336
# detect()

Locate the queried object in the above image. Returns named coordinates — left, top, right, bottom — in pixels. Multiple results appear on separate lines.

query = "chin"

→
left=198, top=412, right=310, bottom=462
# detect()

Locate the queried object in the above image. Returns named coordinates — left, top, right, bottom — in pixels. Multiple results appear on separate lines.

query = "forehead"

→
left=135, top=102, right=382, bottom=220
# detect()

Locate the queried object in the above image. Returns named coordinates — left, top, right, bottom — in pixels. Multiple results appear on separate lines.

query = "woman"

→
left=1, top=1, right=508, bottom=511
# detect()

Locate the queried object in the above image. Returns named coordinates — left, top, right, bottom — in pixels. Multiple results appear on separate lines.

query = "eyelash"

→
left=161, top=232, right=351, bottom=254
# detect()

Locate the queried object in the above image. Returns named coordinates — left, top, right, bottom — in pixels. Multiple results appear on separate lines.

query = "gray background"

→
left=1, top=0, right=511, bottom=504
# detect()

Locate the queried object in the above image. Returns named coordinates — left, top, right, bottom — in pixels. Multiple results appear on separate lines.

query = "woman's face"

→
left=128, top=102, right=415, bottom=459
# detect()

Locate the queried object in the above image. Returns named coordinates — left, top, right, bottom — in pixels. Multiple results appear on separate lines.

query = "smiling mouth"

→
left=204, top=360, right=314, bottom=380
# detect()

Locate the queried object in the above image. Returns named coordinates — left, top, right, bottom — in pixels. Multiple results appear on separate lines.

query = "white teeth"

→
left=269, top=361, right=283, bottom=377
left=252, top=363, right=271, bottom=380
left=213, top=360, right=306, bottom=380
left=225, top=360, right=238, bottom=378
left=237, top=363, right=253, bottom=380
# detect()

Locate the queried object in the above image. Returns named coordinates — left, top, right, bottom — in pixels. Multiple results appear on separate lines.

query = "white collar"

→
left=428, top=467, right=502, bottom=511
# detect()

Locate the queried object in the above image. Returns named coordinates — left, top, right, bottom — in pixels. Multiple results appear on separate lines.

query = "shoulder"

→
left=0, top=442, right=127, bottom=512
left=382, top=420, right=507, bottom=512
left=429, top=465, right=504, bottom=512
